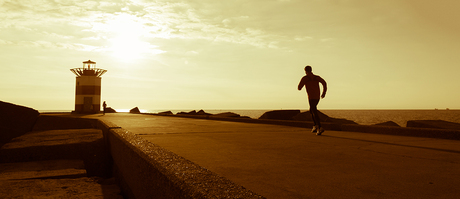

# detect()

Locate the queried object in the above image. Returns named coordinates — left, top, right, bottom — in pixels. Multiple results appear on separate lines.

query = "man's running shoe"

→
left=311, top=126, right=318, bottom=133
left=316, top=127, right=324, bottom=135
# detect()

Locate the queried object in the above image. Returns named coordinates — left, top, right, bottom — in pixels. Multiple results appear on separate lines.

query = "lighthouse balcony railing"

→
left=71, top=68, right=107, bottom=77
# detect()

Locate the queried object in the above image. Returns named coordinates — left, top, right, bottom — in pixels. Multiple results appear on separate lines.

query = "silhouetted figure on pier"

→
left=103, top=101, right=107, bottom=115
left=298, top=65, right=327, bottom=135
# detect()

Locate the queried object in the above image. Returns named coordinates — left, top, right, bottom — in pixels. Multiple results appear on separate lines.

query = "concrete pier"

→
left=93, top=113, right=460, bottom=198
left=2, top=110, right=460, bottom=198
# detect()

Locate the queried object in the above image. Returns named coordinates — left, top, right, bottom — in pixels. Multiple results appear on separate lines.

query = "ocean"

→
left=145, top=109, right=460, bottom=127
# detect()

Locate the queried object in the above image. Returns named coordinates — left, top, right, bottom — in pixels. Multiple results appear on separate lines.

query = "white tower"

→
left=70, top=60, right=107, bottom=113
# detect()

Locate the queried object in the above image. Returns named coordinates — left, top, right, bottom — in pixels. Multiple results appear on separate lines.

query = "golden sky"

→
left=1, top=0, right=459, bottom=110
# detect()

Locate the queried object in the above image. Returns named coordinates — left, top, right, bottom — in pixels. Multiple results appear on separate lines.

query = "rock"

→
left=105, top=107, right=117, bottom=113
left=258, top=110, right=301, bottom=120
left=373, top=121, right=400, bottom=127
left=197, top=110, right=212, bottom=115
left=292, top=111, right=330, bottom=122
left=406, top=120, right=460, bottom=130
left=177, top=110, right=197, bottom=115
left=213, top=112, right=241, bottom=118
left=0, top=101, right=40, bottom=145
left=328, top=117, right=358, bottom=125
left=129, top=107, right=140, bottom=114
left=292, top=111, right=357, bottom=125
left=158, top=111, right=173, bottom=115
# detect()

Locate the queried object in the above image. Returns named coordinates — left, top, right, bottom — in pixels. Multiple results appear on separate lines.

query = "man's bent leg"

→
left=309, top=99, right=321, bottom=127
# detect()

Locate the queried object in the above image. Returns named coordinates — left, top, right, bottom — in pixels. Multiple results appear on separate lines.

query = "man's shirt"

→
left=298, top=74, right=327, bottom=100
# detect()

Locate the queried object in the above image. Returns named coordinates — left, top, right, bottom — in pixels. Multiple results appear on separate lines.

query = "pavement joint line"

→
left=324, top=135, right=460, bottom=154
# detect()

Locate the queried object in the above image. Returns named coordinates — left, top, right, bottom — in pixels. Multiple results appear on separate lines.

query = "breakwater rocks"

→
left=156, top=109, right=251, bottom=119
left=105, top=107, right=117, bottom=113
left=129, top=107, right=140, bottom=113
left=259, top=110, right=357, bottom=125
left=138, top=109, right=460, bottom=140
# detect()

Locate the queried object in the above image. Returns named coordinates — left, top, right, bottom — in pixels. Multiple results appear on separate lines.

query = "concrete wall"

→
left=0, top=101, right=40, bottom=146
left=340, top=124, right=460, bottom=140
left=33, top=115, right=98, bottom=131
left=96, top=119, right=264, bottom=199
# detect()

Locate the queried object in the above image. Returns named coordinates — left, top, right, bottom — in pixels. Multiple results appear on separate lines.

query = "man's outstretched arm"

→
left=320, top=78, right=327, bottom=98
left=298, top=77, right=305, bottom=90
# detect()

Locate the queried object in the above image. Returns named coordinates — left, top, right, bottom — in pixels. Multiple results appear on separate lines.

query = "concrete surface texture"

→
left=106, top=127, right=264, bottom=199
left=94, top=113, right=460, bottom=199
left=0, top=159, right=121, bottom=199
left=0, top=128, right=122, bottom=198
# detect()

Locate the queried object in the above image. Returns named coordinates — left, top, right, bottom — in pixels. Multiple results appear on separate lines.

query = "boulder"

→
left=292, top=111, right=357, bottom=125
left=373, top=121, right=400, bottom=127
left=105, top=107, right=117, bottom=113
left=328, top=117, right=358, bottom=125
left=158, top=111, right=173, bottom=115
left=0, top=101, right=40, bottom=145
left=177, top=110, right=197, bottom=115
left=258, top=110, right=301, bottom=120
left=292, top=111, right=330, bottom=122
left=406, top=120, right=460, bottom=130
left=213, top=112, right=241, bottom=118
left=129, top=107, right=141, bottom=114
left=197, top=109, right=212, bottom=115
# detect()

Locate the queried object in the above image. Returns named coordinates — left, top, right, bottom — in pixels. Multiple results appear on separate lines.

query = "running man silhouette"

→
left=298, top=65, right=327, bottom=135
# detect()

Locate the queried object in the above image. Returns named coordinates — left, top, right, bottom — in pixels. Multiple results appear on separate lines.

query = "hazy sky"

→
left=1, top=0, right=459, bottom=111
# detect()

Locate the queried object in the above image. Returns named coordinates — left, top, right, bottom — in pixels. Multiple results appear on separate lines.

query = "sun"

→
left=105, top=14, right=164, bottom=62
left=109, top=36, right=149, bottom=62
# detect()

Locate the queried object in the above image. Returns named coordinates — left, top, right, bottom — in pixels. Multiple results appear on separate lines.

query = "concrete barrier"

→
left=98, top=120, right=265, bottom=199
left=0, top=101, right=40, bottom=146
left=407, top=120, right=460, bottom=130
left=0, top=128, right=111, bottom=177
left=341, top=124, right=460, bottom=140
left=33, top=115, right=98, bottom=131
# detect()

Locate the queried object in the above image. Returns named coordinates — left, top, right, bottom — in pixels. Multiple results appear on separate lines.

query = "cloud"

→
left=0, top=0, right=311, bottom=55
left=8, top=40, right=102, bottom=51
left=295, top=36, right=314, bottom=41
left=0, top=39, right=13, bottom=45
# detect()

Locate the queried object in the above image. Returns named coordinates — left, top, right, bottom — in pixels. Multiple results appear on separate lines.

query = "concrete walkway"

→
left=95, top=113, right=460, bottom=198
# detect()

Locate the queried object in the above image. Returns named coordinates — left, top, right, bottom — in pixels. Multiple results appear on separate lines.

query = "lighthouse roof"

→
left=83, top=60, right=96, bottom=64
